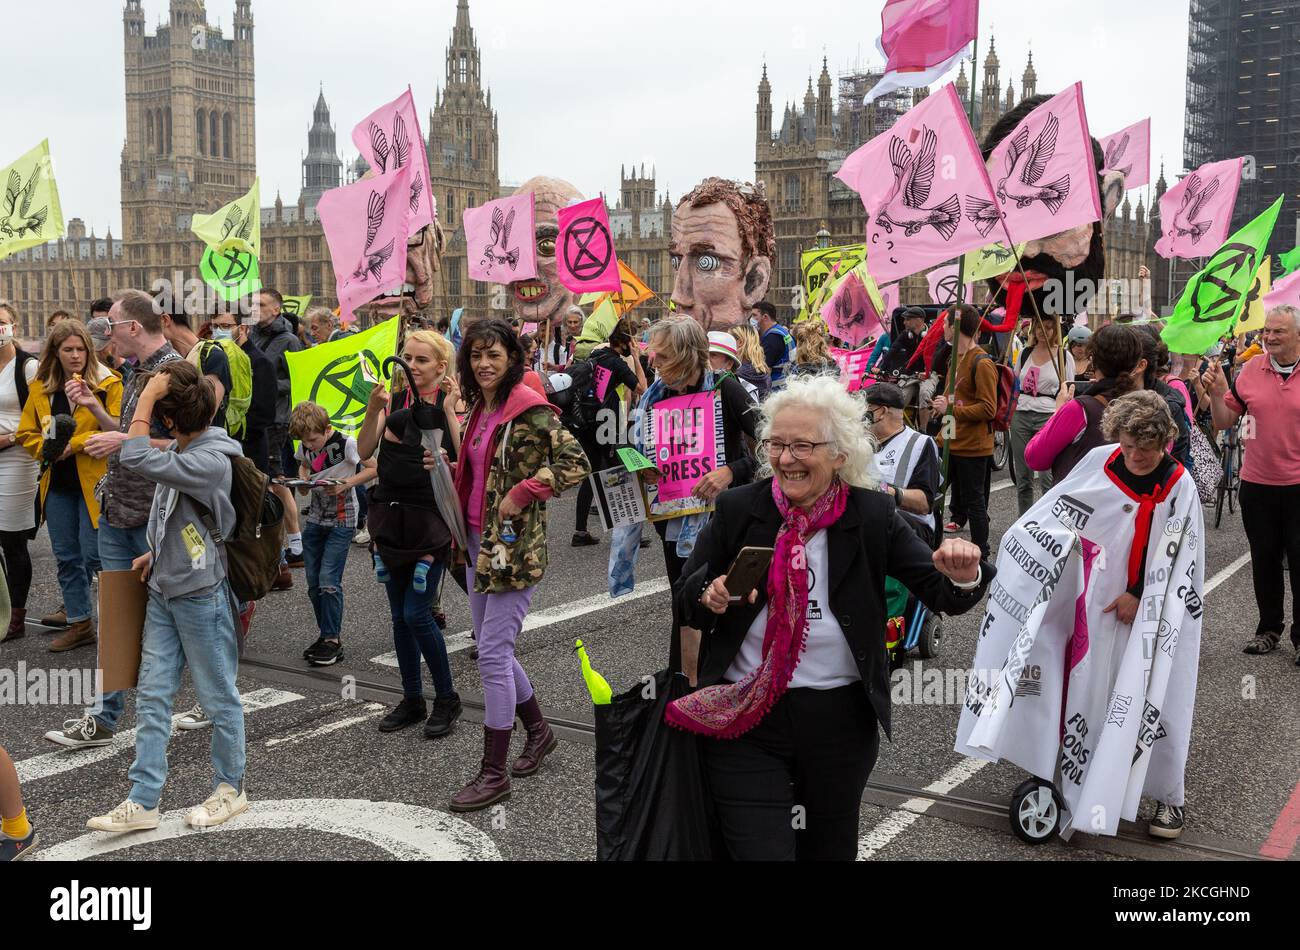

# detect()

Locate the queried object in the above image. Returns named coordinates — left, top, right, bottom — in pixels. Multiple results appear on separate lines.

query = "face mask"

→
left=212, top=328, right=234, bottom=342
left=750, top=318, right=759, bottom=332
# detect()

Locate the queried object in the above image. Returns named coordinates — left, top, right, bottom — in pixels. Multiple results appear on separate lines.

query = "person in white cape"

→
left=956, top=391, right=1204, bottom=841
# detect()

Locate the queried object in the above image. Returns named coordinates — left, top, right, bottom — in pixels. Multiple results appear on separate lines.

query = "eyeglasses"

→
left=760, top=439, right=831, bottom=461
left=106, top=319, right=136, bottom=329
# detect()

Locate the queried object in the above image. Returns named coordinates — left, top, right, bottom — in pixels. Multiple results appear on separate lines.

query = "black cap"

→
left=865, top=382, right=906, bottom=410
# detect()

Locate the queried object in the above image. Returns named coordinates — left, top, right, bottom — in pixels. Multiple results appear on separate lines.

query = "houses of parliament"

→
left=0, top=3, right=1155, bottom=339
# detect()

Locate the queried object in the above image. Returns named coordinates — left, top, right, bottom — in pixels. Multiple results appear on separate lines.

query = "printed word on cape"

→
left=955, top=446, right=1203, bottom=838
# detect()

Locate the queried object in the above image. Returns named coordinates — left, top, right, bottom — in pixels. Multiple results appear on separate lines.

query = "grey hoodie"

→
left=120, top=429, right=244, bottom=600
left=248, top=315, right=303, bottom=425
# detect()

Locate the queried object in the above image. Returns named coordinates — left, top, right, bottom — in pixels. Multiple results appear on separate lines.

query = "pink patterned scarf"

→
left=665, top=478, right=849, bottom=739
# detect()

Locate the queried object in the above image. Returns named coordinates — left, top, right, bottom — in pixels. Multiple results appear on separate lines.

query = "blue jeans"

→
left=91, top=522, right=150, bottom=732
left=128, top=584, right=244, bottom=810
left=303, top=521, right=353, bottom=639
left=383, top=561, right=455, bottom=700
left=44, top=487, right=99, bottom=624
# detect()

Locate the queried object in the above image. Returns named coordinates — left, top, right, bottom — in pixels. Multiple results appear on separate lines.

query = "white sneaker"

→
left=87, top=799, right=160, bottom=834
left=176, top=704, right=211, bottom=731
left=185, top=783, right=248, bottom=829
left=353, top=527, right=371, bottom=546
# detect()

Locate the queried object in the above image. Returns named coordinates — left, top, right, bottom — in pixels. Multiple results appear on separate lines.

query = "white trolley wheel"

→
left=1010, top=778, right=1062, bottom=845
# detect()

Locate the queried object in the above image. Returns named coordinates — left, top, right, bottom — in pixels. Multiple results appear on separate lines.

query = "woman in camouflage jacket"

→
left=450, top=319, right=590, bottom=812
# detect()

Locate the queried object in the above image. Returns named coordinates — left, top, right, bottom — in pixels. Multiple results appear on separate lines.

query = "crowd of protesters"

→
left=1, top=279, right=1295, bottom=862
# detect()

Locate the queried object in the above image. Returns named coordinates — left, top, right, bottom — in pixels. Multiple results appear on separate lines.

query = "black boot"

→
left=378, top=696, right=427, bottom=733
left=424, top=693, right=463, bottom=738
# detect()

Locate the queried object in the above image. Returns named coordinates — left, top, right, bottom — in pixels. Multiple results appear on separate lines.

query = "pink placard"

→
left=593, top=364, right=613, bottom=403
left=831, top=347, right=876, bottom=393
left=652, top=391, right=718, bottom=502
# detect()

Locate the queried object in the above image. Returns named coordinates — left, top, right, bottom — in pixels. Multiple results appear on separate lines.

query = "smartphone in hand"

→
left=724, top=547, right=775, bottom=603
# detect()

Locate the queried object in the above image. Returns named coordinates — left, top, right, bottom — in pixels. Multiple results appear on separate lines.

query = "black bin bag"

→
left=594, top=669, right=720, bottom=861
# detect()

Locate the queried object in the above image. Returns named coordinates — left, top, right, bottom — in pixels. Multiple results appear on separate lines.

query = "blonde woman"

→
left=16, top=320, right=122, bottom=652
left=1010, top=317, right=1075, bottom=515
left=729, top=323, right=772, bottom=397
left=792, top=321, right=839, bottom=378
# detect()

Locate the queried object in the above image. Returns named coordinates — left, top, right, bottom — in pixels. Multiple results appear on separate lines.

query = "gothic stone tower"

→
left=121, top=0, right=257, bottom=243
left=428, top=0, right=500, bottom=317
left=300, top=88, right=343, bottom=213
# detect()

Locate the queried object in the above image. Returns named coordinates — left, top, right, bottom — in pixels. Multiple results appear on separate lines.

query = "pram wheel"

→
left=1010, top=778, right=1062, bottom=845
left=917, top=614, right=942, bottom=659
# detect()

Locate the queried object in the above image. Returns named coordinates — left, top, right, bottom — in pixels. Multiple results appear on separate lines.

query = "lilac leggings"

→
left=467, top=532, right=537, bottom=729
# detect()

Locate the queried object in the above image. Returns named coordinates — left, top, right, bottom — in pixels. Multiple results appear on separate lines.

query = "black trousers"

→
left=1239, top=480, right=1300, bottom=644
left=240, top=429, right=270, bottom=477
left=573, top=427, right=609, bottom=534
left=949, top=453, right=992, bottom=559
left=656, top=520, right=689, bottom=673
left=0, top=529, right=33, bottom=609
left=704, top=684, right=880, bottom=861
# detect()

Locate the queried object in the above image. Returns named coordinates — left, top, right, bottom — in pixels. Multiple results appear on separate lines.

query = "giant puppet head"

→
left=508, top=176, right=585, bottom=327
left=368, top=196, right=445, bottom=322
left=670, top=178, right=775, bottom=331
left=980, top=94, right=1128, bottom=322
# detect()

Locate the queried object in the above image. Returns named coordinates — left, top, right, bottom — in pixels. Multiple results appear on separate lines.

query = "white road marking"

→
left=370, top=577, right=674, bottom=667
left=990, top=480, right=1014, bottom=494
left=857, top=758, right=990, bottom=860
left=1205, top=553, right=1252, bottom=596
left=32, top=799, right=502, bottom=862
left=265, top=704, right=387, bottom=748
left=16, top=688, right=304, bottom=784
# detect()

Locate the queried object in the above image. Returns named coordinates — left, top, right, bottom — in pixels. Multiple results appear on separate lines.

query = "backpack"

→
left=13, top=348, right=36, bottom=411
left=971, top=352, right=1018, bottom=433
left=196, top=456, right=285, bottom=603
left=192, top=339, right=253, bottom=440
left=565, top=357, right=602, bottom=431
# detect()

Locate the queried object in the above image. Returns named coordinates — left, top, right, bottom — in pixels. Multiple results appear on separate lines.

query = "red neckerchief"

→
left=1102, top=448, right=1185, bottom=589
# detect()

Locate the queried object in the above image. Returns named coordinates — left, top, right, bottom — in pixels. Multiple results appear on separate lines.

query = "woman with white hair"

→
left=669, top=375, right=993, bottom=860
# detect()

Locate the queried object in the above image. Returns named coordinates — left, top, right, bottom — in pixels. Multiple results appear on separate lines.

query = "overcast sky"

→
left=1, top=0, right=1189, bottom=235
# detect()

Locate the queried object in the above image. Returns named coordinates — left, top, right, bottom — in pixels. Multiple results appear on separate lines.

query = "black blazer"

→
left=675, top=480, right=995, bottom=738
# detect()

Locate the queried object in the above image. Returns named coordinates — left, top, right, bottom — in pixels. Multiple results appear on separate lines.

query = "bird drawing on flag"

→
left=219, top=202, right=254, bottom=247
left=1104, top=132, right=1133, bottom=179
left=481, top=207, right=520, bottom=273
left=996, top=113, right=1071, bottom=214
left=369, top=123, right=391, bottom=173
left=0, top=168, right=49, bottom=239
left=964, top=196, right=1004, bottom=238
left=350, top=190, right=396, bottom=285
left=393, top=114, right=411, bottom=169
left=1169, top=173, right=1222, bottom=246
left=409, top=171, right=424, bottom=215
left=875, top=127, right=961, bottom=241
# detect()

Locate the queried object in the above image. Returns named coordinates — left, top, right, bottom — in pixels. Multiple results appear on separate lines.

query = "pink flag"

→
left=983, top=82, right=1102, bottom=247
left=824, top=275, right=897, bottom=347
left=1099, top=117, right=1150, bottom=189
left=1154, top=157, right=1243, bottom=260
left=926, top=263, right=974, bottom=305
left=836, top=83, right=1001, bottom=285
left=318, top=164, right=413, bottom=324
left=352, top=87, right=435, bottom=232
left=867, top=0, right=979, bottom=103
left=464, top=194, right=537, bottom=283
left=1264, top=269, right=1300, bottom=312
left=556, top=197, right=621, bottom=294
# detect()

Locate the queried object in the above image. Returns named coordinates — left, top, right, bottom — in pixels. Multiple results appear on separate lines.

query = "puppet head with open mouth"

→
left=508, top=176, right=585, bottom=327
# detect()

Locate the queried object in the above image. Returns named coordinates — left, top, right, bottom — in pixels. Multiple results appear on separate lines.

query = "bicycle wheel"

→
left=992, top=431, right=1008, bottom=471
left=1214, top=474, right=1226, bottom=529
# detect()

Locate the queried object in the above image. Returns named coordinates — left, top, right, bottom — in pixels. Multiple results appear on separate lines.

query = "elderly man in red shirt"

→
left=1203, top=305, right=1300, bottom=666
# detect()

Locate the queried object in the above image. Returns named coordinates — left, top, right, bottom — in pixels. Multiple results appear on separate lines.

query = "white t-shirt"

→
left=724, top=531, right=861, bottom=690
left=1016, top=350, right=1076, bottom=414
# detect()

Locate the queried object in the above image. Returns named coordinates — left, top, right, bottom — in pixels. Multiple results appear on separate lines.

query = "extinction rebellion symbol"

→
left=563, top=217, right=613, bottom=282
left=309, top=350, right=385, bottom=429
left=204, top=247, right=254, bottom=287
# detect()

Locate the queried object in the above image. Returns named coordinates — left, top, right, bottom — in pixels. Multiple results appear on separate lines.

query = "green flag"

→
left=286, top=316, right=401, bottom=439
left=574, top=297, right=620, bottom=360
left=282, top=295, right=312, bottom=318
left=1162, top=195, right=1284, bottom=356
left=962, top=242, right=1027, bottom=282
left=200, top=246, right=261, bottom=301
left=0, top=140, right=64, bottom=262
left=192, top=177, right=261, bottom=256
left=1280, top=246, right=1300, bottom=277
